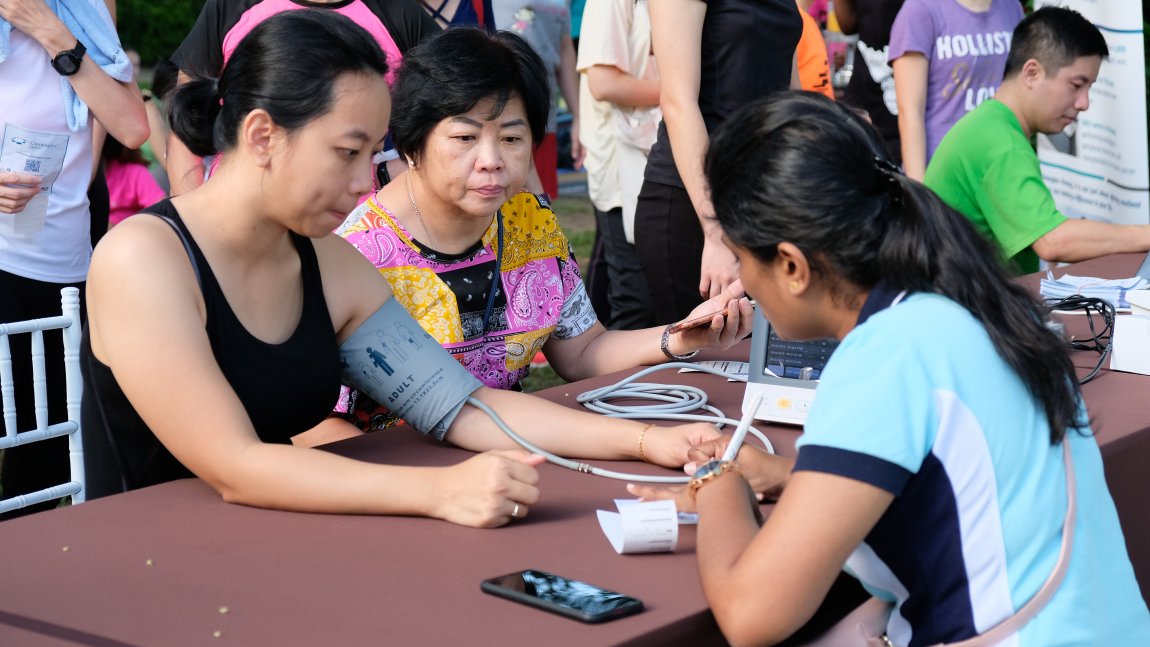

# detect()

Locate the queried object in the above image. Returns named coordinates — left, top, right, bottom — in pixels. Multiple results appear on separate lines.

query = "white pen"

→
left=722, top=392, right=764, bottom=462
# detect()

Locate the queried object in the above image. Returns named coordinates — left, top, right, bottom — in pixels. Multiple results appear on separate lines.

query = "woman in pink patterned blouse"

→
left=337, top=28, right=753, bottom=430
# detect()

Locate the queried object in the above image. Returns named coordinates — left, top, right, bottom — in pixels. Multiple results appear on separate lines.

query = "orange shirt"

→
left=796, top=3, right=835, bottom=99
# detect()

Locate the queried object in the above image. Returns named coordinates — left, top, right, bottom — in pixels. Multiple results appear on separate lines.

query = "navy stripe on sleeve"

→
left=794, top=445, right=913, bottom=495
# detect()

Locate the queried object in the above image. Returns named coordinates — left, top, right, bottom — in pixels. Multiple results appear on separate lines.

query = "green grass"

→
left=566, top=229, right=595, bottom=267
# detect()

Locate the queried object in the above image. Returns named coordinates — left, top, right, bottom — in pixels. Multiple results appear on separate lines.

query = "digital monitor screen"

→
left=748, top=310, right=839, bottom=385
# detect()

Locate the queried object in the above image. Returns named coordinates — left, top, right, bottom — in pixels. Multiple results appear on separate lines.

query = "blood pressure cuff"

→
left=339, top=298, right=482, bottom=441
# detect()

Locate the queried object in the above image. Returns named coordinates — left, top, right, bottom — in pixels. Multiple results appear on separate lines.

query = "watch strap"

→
left=660, top=324, right=699, bottom=362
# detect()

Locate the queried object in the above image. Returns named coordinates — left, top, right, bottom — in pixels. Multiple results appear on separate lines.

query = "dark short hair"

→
left=168, top=10, right=389, bottom=157
left=1004, top=6, right=1108, bottom=79
left=390, top=28, right=550, bottom=163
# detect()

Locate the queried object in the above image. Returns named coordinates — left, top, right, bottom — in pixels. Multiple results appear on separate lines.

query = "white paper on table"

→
left=615, top=498, right=698, bottom=525
left=0, top=124, right=69, bottom=238
left=677, top=360, right=749, bottom=382
left=596, top=499, right=679, bottom=554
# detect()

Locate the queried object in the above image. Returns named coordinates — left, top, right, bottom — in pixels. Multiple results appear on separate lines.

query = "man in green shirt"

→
left=925, top=7, right=1150, bottom=275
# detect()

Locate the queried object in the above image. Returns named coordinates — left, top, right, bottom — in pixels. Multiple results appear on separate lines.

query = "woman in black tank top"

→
left=82, top=13, right=726, bottom=527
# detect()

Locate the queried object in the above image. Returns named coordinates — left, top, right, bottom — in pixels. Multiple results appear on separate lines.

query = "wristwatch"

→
left=688, top=459, right=740, bottom=500
left=51, top=40, right=86, bottom=76
left=660, top=324, right=699, bottom=361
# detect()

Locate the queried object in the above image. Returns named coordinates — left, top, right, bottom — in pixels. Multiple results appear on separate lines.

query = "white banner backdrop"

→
left=1035, top=0, right=1148, bottom=225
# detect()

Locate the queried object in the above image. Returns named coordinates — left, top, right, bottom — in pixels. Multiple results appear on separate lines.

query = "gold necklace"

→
left=405, top=172, right=437, bottom=251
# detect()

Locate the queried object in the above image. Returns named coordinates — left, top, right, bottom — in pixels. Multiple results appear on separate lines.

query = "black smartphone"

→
left=480, top=569, right=644, bottom=624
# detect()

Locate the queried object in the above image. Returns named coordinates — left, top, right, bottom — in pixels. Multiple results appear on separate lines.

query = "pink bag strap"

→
left=937, top=441, right=1076, bottom=647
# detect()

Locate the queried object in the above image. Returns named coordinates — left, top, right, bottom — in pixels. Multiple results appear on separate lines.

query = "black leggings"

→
left=0, top=270, right=86, bottom=519
left=593, top=207, right=655, bottom=330
left=633, top=180, right=705, bottom=325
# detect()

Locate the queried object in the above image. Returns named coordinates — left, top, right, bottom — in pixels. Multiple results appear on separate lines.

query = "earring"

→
left=790, top=281, right=800, bottom=291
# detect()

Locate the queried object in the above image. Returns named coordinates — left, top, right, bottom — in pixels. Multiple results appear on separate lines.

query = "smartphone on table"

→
left=480, top=569, right=644, bottom=623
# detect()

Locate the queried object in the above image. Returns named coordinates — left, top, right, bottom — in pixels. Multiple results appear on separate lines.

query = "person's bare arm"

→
left=1032, top=219, right=1150, bottom=264
left=693, top=470, right=892, bottom=645
left=542, top=284, right=753, bottom=381
left=558, top=31, right=584, bottom=169
left=893, top=53, right=929, bottom=181
left=143, top=93, right=168, bottom=172
left=320, top=234, right=726, bottom=471
left=586, top=65, right=659, bottom=108
left=1, top=0, right=147, bottom=148
left=650, top=0, right=738, bottom=298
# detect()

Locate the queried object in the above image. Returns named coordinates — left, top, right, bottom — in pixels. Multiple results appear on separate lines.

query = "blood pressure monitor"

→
left=744, top=309, right=839, bottom=425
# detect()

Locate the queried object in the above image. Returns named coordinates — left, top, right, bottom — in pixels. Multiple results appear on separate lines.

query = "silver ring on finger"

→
left=512, top=502, right=521, bottom=519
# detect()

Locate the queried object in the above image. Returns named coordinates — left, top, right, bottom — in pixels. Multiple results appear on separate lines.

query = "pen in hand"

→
left=721, top=392, right=764, bottom=463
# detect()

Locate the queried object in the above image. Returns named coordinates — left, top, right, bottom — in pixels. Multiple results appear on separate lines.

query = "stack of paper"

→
left=1040, top=273, right=1148, bottom=311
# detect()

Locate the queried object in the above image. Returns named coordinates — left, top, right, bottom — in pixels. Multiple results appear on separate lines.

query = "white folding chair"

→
left=0, top=287, right=84, bottom=513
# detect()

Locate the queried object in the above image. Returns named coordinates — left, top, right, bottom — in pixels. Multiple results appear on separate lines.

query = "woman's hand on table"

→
left=430, top=450, right=545, bottom=528
left=641, top=422, right=724, bottom=468
left=626, top=481, right=699, bottom=512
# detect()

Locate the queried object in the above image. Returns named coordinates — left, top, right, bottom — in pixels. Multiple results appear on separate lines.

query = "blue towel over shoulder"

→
left=0, top=0, right=133, bottom=132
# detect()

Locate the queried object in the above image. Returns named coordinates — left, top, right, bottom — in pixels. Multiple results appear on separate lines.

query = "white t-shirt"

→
left=575, top=0, right=659, bottom=238
left=0, top=11, right=105, bottom=283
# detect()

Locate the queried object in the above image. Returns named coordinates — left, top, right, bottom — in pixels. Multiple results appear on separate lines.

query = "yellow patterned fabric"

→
left=498, top=192, right=570, bottom=271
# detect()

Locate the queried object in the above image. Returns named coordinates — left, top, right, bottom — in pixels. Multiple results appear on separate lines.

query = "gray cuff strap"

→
left=339, top=298, right=482, bottom=441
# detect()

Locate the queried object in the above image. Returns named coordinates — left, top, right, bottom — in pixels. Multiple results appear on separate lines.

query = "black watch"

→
left=51, top=40, right=86, bottom=76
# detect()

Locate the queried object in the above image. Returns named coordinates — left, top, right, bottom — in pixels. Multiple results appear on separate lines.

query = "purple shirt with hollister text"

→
left=889, top=0, right=1023, bottom=163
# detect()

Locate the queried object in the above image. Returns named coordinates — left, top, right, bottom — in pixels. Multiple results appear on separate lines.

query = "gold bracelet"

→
left=637, top=424, right=654, bottom=463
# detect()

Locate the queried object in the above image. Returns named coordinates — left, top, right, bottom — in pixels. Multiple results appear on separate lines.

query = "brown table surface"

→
left=0, top=358, right=778, bottom=647
left=2, top=254, right=1148, bottom=645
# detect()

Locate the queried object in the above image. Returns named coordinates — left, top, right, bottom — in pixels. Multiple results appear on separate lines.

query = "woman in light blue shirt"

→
left=634, top=92, right=1150, bottom=646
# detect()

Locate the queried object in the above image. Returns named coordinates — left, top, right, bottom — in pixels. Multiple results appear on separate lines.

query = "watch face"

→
left=693, top=460, right=726, bottom=480
left=52, top=50, right=82, bottom=76
left=57, top=55, right=80, bottom=75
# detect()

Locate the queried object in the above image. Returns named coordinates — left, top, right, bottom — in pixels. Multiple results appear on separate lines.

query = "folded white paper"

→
left=1110, top=314, right=1150, bottom=375
left=1040, top=273, right=1147, bottom=312
left=597, top=499, right=679, bottom=554
left=1127, top=291, right=1150, bottom=316
left=614, top=498, right=698, bottom=525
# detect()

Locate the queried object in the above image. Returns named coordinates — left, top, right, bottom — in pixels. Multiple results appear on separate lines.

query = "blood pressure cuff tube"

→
left=339, top=298, right=483, bottom=441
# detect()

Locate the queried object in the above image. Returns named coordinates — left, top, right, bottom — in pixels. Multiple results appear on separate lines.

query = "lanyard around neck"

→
left=480, top=212, right=504, bottom=333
